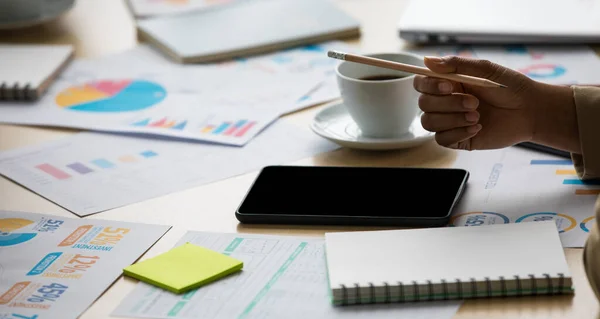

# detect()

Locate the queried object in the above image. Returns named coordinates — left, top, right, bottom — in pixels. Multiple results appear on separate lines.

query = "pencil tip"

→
left=327, top=50, right=345, bottom=60
left=499, top=84, right=508, bottom=88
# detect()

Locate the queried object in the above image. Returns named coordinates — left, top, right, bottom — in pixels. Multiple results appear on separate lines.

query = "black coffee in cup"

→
left=359, top=75, right=404, bottom=81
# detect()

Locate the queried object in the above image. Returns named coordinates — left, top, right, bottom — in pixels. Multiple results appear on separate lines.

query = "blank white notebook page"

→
left=325, top=221, right=570, bottom=293
left=0, top=44, right=73, bottom=89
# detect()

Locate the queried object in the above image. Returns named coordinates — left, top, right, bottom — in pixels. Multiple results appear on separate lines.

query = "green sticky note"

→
left=123, top=242, right=243, bottom=294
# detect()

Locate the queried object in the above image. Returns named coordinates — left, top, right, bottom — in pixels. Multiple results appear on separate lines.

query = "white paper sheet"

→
left=451, top=146, right=598, bottom=247
left=406, top=45, right=600, bottom=85
left=294, top=73, right=340, bottom=111
left=0, top=52, right=321, bottom=146
left=94, top=41, right=358, bottom=114
left=0, top=121, right=339, bottom=216
left=112, top=231, right=462, bottom=319
left=215, top=40, right=359, bottom=114
left=126, top=0, right=247, bottom=18
left=0, top=210, right=170, bottom=319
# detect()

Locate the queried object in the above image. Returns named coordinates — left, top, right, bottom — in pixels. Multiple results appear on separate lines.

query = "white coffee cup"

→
left=335, top=52, right=424, bottom=138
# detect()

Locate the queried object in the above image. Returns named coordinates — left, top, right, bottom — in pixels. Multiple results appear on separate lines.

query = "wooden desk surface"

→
left=0, top=0, right=598, bottom=318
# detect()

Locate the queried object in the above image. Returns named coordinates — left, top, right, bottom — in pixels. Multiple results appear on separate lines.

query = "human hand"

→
left=413, top=56, right=540, bottom=150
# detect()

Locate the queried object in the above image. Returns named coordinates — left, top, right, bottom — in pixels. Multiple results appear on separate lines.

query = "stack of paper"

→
left=0, top=41, right=357, bottom=146
left=0, top=120, right=338, bottom=216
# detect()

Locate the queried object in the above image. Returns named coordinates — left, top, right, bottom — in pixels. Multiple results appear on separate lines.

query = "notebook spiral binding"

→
left=0, top=82, right=36, bottom=101
left=337, top=273, right=566, bottom=305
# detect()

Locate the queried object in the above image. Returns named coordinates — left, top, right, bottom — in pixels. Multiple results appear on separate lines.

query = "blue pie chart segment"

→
left=0, top=232, right=37, bottom=246
left=56, top=79, right=167, bottom=113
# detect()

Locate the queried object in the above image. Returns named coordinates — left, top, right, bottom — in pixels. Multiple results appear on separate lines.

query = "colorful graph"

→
left=119, top=155, right=138, bottom=163
left=36, top=163, right=71, bottom=180
left=450, top=211, right=510, bottom=226
left=555, top=169, right=577, bottom=175
left=132, top=117, right=187, bottom=130
left=35, top=150, right=158, bottom=180
left=581, top=216, right=596, bottom=232
left=92, top=159, right=115, bottom=169
left=201, top=120, right=255, bottom=137
left=0, top=218, right=37, bottom=247
left=563, top=179, right=600, bottom=185
left=67, top=162, right=94, bottom=175
left=576, top=189, right=600, bottom=195
left=56, top=79, right=166, bottom=113
left=505, top=45, right=565, bottom=79
left=141, top=150, right=158, bottom=158
left=531, top=159, right=600, bottom=195
left=530, top=159, right=573, bottom=165
left=518, top=64, right=566, bottom=79
left=515, top=212, right=576, bottom=233
left=301, top=44, right=326, bottom=53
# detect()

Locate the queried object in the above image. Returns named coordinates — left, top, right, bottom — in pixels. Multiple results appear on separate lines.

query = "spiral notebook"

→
left=324, top=221, right=573, bottom=305
left=0, top=44, right=74, bottom=101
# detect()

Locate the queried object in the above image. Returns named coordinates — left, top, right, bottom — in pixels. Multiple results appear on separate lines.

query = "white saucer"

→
left=310, top=102, right=434, bottom=150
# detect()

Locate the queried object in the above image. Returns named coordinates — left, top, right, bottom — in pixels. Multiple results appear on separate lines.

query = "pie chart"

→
left=0, top=232, right=37, bottom=246
left=56, top=79, right=167, bottom=113
left=0, top=218, right=37, bottom=247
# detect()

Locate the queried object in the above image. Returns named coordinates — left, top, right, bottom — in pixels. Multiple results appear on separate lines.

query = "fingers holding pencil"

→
left=413, top=54, right=536, bottom=99
left=412, top=53, right=542, bottom=151
left=421, top=55, right=509, bottom=88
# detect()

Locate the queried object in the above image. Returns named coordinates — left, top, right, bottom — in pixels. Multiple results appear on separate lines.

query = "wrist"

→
left=530, top=83, right=581, bottom=153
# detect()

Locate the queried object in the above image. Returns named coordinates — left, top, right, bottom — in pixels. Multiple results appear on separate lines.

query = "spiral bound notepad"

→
left=0, top=44, right=74, bottom=101
left=324, top=221, right=573, bottom=305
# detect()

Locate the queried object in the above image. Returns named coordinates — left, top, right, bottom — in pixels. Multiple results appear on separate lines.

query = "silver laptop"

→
left=398, top=0, right=600, bottom=44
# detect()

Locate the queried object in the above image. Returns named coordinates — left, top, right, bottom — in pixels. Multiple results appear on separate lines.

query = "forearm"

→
left=530, top=83, right=581, bottom=153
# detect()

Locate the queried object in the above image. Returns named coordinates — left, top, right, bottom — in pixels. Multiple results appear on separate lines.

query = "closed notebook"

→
left=324, top=221, right=573, bottom=305
left=0, top=44, right=74, bottom=101
left=136, top=0, right=360, bottom=63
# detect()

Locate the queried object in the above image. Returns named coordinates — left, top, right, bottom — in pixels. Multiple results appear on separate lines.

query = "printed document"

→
left=0, top=210, right=170, bottom=319
left=0, top=121, right=338, bottom=216
left=451, top=146, right=596, bottom=247
left=112, top=231, right=462, bottom=319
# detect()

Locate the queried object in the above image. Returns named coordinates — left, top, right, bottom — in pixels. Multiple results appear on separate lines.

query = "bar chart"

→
left=67, top=162, right=94, bottom=174
left=200, top=120, right=256, bottom=138
left=35, top=150, right=159, bottom=180
left=122, top=105, right=278, bottom=146
left=529, top=159, right=600, bottom=194
left=451, top=147, right=599, bottom=247
left=92, top=159, right=115, bottom=169
left=36, top=164, right=71, bottom=180
left=0, top=122, right=338, bottom=216
left=131, top=117, right=187, bottom=130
